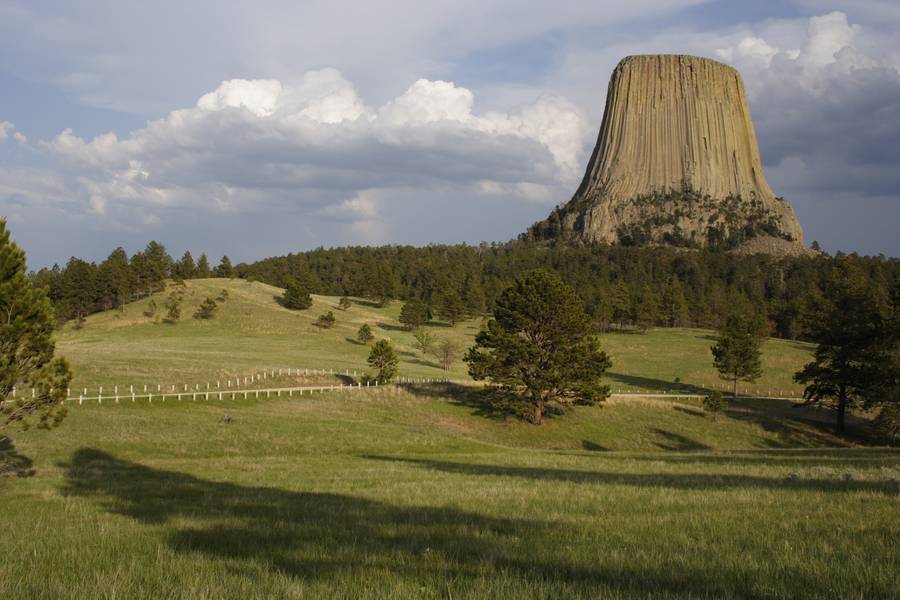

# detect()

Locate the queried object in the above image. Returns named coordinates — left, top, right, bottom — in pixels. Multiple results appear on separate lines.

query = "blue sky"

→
left=1, top=0, right=899, bottom=267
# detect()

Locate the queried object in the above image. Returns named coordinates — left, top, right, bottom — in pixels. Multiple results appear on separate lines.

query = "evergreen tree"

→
left=610, top=280, right=631, bottom=329
left=143, top=241, right=172, bottom=292
left=462, top=275, right=486, bottom=316
left=357, top=323, right=374, bottom=345
left=702, top=391, right=727, bottom=419
left=215, top=256, right=234, bottom=278
left=197, top=254, right=211, bottom=278
left=315, top=311, right=336, bottom=329
left=176, top=251, right=196, bottom=280
left=62, top=257, right=97, bottom=322
left=163, top=292, right=182, bottom=323
left=465, top=269, right=612, bottom=424
left=368, top=339, right=399, bottom=382
left=0, top=220, right=72, bottom=433
left=591, top=285, right=615, bottom=332
left=662, top=276, right=690, bottom=327
left=97, top=247, right=133, bottom=313
left=633, top=285, right=660, bottom=331
left=794, top=261, right=897, bottom=433
left=712, top=313, right=764, bottom=400
left=282, top=279, right=312, bottom=310
left=437, top=291, right=466, bottom=325
left=193, top=297, right=218, bottom=319
left=338, top=296, right=352, bottom=310
left=399, top=298, right=431, bottom=330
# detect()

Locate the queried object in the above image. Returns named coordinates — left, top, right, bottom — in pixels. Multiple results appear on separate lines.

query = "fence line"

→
left=4, top=364, right=806, bottom=406
left=54, top=380, right=802, bottom=407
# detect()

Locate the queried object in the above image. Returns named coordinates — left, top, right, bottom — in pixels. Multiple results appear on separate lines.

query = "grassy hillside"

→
left=55, top=278, right=814, bottom=397
left=3, top=391, right=898, bottom=598
left=5, top=278, right=897, bottom=598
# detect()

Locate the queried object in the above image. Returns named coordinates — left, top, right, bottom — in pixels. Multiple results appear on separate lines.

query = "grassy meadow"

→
left=2, top=388, right=899, bottom=598
left=54, top=278, right=813, bottom=396
left=2, top=278, right=898, bottom=598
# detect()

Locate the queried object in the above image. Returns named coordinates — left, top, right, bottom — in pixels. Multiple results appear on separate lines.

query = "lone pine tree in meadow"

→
left=164, top=292, right=182, bottom=323
left=711, top=313, right=764, bottom=400
left=193, top=297, right=218, bottom=319
left=794, top=260, right=898, bottom=433
left=282, top=279, right=312, bottom=310
left=464, top=269, right=611, bottom=425
left=368, top=339, right=399, bottom=382
left=0, top=220, right=72, bottom=434
left=357, top=323, right=374, bottom=344
left=315, top=311, right=336, bottom=329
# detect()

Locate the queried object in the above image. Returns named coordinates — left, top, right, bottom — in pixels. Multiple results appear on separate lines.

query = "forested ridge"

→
left=30, top=240, right=899, bottom=340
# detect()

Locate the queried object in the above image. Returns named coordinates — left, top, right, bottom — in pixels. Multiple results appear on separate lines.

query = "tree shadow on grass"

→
left=605, top=372, right=708, bottom=394
left=722, top=398, right=873, bottom=448
left=0, top=436, right=34, bottom=478
left=57, top=448, right=773, bottom=596
left=581, top=440, right=609, bottom=452
left=596, top=449, right=900, bottom=469
left=364, top=455, right=898, bottom=494
left=377, top=321, right=407, bottom=332
left=400, top=381, right=517, bottom=421
left=673, top=406, right=706, bottom=418
left=652, top=429, right=711, bottom=451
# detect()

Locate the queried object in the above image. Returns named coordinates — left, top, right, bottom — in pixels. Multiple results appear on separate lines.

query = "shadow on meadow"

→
left=400, top=381, right=532, bottom=421
left=0, top=437, right=35, bottom=478
left=594, top=449, right=900, bottom=470
left=364, top=455, right=899, bottom=494
left=605, top=372, right=707, bottom=394
left=55, top=448, right=771, bottom=595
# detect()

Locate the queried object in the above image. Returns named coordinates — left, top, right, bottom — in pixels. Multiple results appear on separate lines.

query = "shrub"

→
left=193, top=297, right=218, bottom=319
left=702, top=391, right=727, bottom=418
left=315, top=311, right=336, bottom=329
left=368, top=339, right=399, bottom=382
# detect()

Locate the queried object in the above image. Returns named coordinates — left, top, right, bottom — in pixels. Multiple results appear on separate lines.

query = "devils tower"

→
left=527, top=55, right=806, bottom=253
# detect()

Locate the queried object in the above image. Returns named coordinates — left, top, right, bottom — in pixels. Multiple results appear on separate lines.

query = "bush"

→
left=282, top=279, right=312, bottom=310
left=874, top=404, right=900, bottom=445
left=193, top=297, right=218, bottom=319
left=368, top=339, right=399, bottom=382
left=315, top=311, right=336, bottom=329
left=357, top=323, right=374, bottom=344
left=702, top=391, right=727, bottom=418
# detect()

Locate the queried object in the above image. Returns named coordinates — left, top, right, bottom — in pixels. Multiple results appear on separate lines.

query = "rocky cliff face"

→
left=527, top=55, right=806, bottom=251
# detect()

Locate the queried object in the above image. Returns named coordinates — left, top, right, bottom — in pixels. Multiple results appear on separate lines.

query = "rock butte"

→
left=527, top=54, right=807, bottom=254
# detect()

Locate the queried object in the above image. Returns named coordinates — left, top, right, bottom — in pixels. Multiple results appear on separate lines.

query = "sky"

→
left=1, top=0, right=899, bottom=268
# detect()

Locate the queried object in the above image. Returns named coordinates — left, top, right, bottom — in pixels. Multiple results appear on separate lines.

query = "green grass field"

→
left=3, top=278, right=898, bottom=598
left=54, top=278, right=813, bottom=397
left=3, top=390, right=899, bottom=598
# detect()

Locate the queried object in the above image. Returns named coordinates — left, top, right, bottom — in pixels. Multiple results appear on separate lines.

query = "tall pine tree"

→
left=1, top=220, right=72, bottom=433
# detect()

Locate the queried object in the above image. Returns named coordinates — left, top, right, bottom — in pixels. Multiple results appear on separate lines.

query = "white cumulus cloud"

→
left=33, top=69, right=587, bottom=234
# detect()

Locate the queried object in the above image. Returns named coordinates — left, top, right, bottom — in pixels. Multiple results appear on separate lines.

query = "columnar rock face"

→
left=527, top=55, right=806, bottom=252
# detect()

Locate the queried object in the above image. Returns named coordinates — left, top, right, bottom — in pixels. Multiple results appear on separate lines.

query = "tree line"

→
left=29, top=242, right=236, bottom=325
left=27, top=240, right=899, bottom=347
left=236, top=241, right=898, bottom=341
